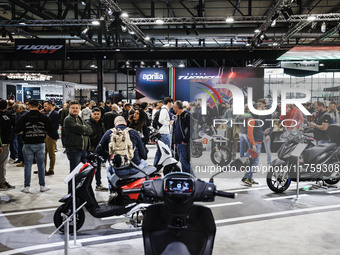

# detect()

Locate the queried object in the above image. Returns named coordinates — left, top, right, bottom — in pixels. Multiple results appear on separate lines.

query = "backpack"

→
left=152, top=108, right=167, bottom=130
left=109, top=127, right=135, bottom=169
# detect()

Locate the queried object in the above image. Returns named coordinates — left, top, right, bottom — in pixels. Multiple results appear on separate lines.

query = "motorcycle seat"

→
left=118, top=166, right=157, bottom=179
left=303, top=143, right=338, bottom=163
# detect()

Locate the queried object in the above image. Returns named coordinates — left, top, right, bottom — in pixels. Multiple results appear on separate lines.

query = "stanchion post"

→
left=72, top=176, right=77, bottom=246
left=296, top=157, right=299, bottom=199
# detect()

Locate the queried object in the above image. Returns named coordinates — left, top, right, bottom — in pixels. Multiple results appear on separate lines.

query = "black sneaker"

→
left=0, top=182, right=15, bottom=190
left=34, top=171, right=38, bottom=174
left=241, top=178, right=252, bottom=187
left=251, top=179, right=259, bottom=185
left=13, top=160, right=21, bottom=164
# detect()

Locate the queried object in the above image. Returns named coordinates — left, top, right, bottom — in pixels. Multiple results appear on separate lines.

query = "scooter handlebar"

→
left=214, top=190, right=237, bottom=199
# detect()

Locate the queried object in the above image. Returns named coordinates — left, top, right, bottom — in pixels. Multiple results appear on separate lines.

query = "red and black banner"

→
left=15, top=39, right=66, bottom=60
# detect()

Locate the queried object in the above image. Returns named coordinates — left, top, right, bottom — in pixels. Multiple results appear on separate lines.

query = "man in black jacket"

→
left=173, top=100, right=193, bottom=174
left=103, top=104, right=119, bottom=130
left=6, top=100, right=18, bottom=163
left=87, top=108, right=107, bottom=191
left=17, top=100, right=51, bottom=193
left=44, top=100, right=60, bottom=176
left=0, top=100, right=15, bottom=190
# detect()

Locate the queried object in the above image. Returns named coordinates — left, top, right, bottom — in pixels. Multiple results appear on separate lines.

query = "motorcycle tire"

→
left=325, top=178, right=340, bottom=185
left=266, top=170, right=291, bottom=193
left=210, top=145, right=232, bottom=167
left=163, top=164, right=181, bottom=176
left=53, top=204, right=85, bottom=233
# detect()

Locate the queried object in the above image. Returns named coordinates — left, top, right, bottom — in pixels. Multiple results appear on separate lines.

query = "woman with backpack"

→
left=128, top=109, right=149, bottom=146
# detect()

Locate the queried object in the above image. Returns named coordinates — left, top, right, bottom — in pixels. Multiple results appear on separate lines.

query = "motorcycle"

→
left=191, top=124, right=232, bottom=167
left=122, top=172, right=236, bottom=255
left=53, top=134, right=181, bottom=233
left=267, top=124, right=340, bottom=193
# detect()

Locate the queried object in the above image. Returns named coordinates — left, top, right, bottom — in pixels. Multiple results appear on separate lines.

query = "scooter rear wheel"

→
left=267, top=170, right=291, bottom=193
left=53, top=204, right=85, bottom=233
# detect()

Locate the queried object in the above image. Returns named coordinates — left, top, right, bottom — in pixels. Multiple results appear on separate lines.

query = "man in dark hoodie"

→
left=0, top=100, right=15, bottom=190
left=17, top=100, right=51, bottom=193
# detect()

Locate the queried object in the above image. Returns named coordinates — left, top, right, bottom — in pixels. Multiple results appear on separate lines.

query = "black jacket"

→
left=174, top=111, right=191, bottom=144
left=63, top=114, right=93, bottom=150
left=17, top=110, right=51, bottom=144
left=87, top=118, right=105, bottom=150
left=103, top=110, right=119, bottom=131
left=46, top=110, right=60, bottom=140
left=0, top=111, right=12, bottom=145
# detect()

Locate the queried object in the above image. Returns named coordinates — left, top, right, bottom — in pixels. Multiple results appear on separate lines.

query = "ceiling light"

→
left=19, top=21, right=26, bottom=25
left=271, top=20, right=276, bottom=27
left=321, top=22, right=326, bottom=33
left=225, top=17, right=234, bottom=23
left=145, top=36, right=150, bottom=41
left=129, top=30, right=135, bottom=35
left=163, top=43, right=170, bottom=47
left=81, top=1, right=86, bottom=6
left=116, top=48, right=121, bottom=51
left=81, top=27, right=89, bottom=34
left=25, top=64, right=33, bottom=68
left=121, top=12, right=129, bottom=18
left=90, top=64, right=97, bottom=68
left=179, top=62, right=185, bottom=68
left=254, top=29, right=261, bottom=33
left=307, top=16, right=316, bottom=21
left=91, top=20, right=100, bottom=26
left=155, top=19, right=164, bottom=25
left=155, top=61, right=160, bottom=65
left=121, top=25, right=127, bottom=32
left=245, top=42, right=251, bottom=47
left=108, top=9, right=113, bottom=15
left=273, top=42, right=279, bottom=46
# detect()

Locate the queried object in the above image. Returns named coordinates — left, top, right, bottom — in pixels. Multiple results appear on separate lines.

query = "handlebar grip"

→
left=215, top=190, right=237, bottom=199
left=121, top=188, right=142, bottom=195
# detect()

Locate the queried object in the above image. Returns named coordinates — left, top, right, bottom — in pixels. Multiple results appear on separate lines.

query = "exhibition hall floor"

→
left=1, top=141, right=340, bottom=255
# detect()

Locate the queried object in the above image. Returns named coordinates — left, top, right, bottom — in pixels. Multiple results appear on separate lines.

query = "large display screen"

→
left=277, top=46, right=340, bottom=61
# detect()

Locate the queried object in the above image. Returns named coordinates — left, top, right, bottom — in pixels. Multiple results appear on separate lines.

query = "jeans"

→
left=177, top=143, right=192, bottom=174
left=263, top=136, right=272, bottom=165
left=107, top=159, right=147, bottom=189
left=317, top=139, right=330, bottom=144
left=244, top=143, right=262, bottom=180
left=9, top=132, right=18, bottom=160
left=66, top=149, right=87, bottom=193
left=239, top=134, right=251, bottom=157
left=95, top=158, right=102, bottom=186
left=154, top=134, right=171, bottom=166
left=45, top=136, right=57, bottom=171
left=17, top=135, right=24, bottom=163
left=0, top=144, right=9, bottom=184
left=23, top=143, right=46, bottom=187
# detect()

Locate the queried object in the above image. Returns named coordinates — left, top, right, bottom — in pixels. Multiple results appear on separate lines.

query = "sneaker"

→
left=21, top=186, right=30, bottom=193
left=108, top=192, right=118, bottom=202
left=45, top=171, right=54, bottom=176
left=8, top=158, right=16, bottom=164
left=16, top=162, right=24, bottom=167
left=34, top=171, right=38, bottom=174
left=40, top=186, right=51, bottom=192
left=251, top=179, right=259, bottom=185
left=14, top=160, right=21, bottom=164
left=96, top=184, right=108, bottom=191
left=0, top=182, right=15, bottom=190
left=55, top=148, right=58, bottom=152
left=241, top=178, right=252, bottom=187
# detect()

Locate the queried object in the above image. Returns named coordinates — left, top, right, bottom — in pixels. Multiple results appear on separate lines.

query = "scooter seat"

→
left=303, top=143, right=338, bottom=163
left=118, top=166, right=157, bottom=179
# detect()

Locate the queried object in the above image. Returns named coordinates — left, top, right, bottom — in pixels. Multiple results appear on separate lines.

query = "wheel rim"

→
left=271, top=170, right=289, bottom=190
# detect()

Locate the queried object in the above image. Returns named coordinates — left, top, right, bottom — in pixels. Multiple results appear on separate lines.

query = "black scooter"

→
left=123, top=172, right=236, bottom=255
left=267, top=124, right=340, bottom=193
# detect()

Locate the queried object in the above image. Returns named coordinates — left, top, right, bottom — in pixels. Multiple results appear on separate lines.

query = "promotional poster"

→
left=23, top=87, right=41, bottom=101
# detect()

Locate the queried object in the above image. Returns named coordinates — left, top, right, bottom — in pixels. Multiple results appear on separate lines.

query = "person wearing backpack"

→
left=153, top=97, right=173, bottom=166
left=173, top=100, right=193, bottom=174
left=95, top=116, right=147, bottom=192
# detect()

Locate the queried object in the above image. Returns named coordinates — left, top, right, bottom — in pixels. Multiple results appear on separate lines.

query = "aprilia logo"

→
left=143, top=73, right=164, bottom=82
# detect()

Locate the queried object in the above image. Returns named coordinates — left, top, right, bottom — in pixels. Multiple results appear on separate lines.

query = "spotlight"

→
left=155, top=19, right=164, bottom=25
left=178, top=62, right=185, bottom=68
left=307, top=16, right=316, bottom=21
left=271, top=20, right=276, bottom=27
left=273, top=42, right=279, bottom=47
left=121, top=25, right=127, bottom=32
left=121, top=12, right=129, bottom=18
left=144, top=36, right=150, bottom=41
left=225, top=17, right=234, bottom=23
left=108, top=9, right=113, bottom=15
left=25, top=63, right=33, bottom=68
left=321, top=22, right=326, bottom=33
left=81, top=1, right=86, bottom=6
left=81, top=27, right=89, bottom=34
left=91, top=20, right=100, bottom=26
left=254, top=28, right=261, bottom=33
left=128, top=30, right=135, bottom=35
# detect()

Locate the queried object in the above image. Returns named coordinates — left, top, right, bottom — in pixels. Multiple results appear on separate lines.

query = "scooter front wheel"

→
left=266, top=169, right=291, bottom=193
left=210, top=145, right=232, bottom=167
left=53, top=204, right=85, bottom=233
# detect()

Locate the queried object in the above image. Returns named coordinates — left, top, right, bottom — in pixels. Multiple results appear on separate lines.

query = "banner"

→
left=15, top=39, right=66, bottom=60
left=136, top=68, right=170, bottom=102
left=280, top=61, right=319, bottom=72
left=23, top=87, right=41, bottom=101
left=6, top=85, right=16, bottom=100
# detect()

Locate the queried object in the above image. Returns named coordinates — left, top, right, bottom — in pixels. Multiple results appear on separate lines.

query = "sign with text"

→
left=15, top=39, right=66, bottom=60
left=281, top=61, right=319, bottom=72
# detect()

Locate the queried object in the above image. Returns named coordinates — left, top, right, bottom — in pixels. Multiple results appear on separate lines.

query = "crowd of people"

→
left=0, top=96, right=339, bottom=191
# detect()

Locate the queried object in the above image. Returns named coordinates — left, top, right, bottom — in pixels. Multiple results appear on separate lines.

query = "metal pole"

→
left=72, top=176, right=77, bottom=245
left=97, top=59, right=104, bottom=102
left=296, top=158, right=299, bottom=199
left=64, top=216, right=69, bottom=255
